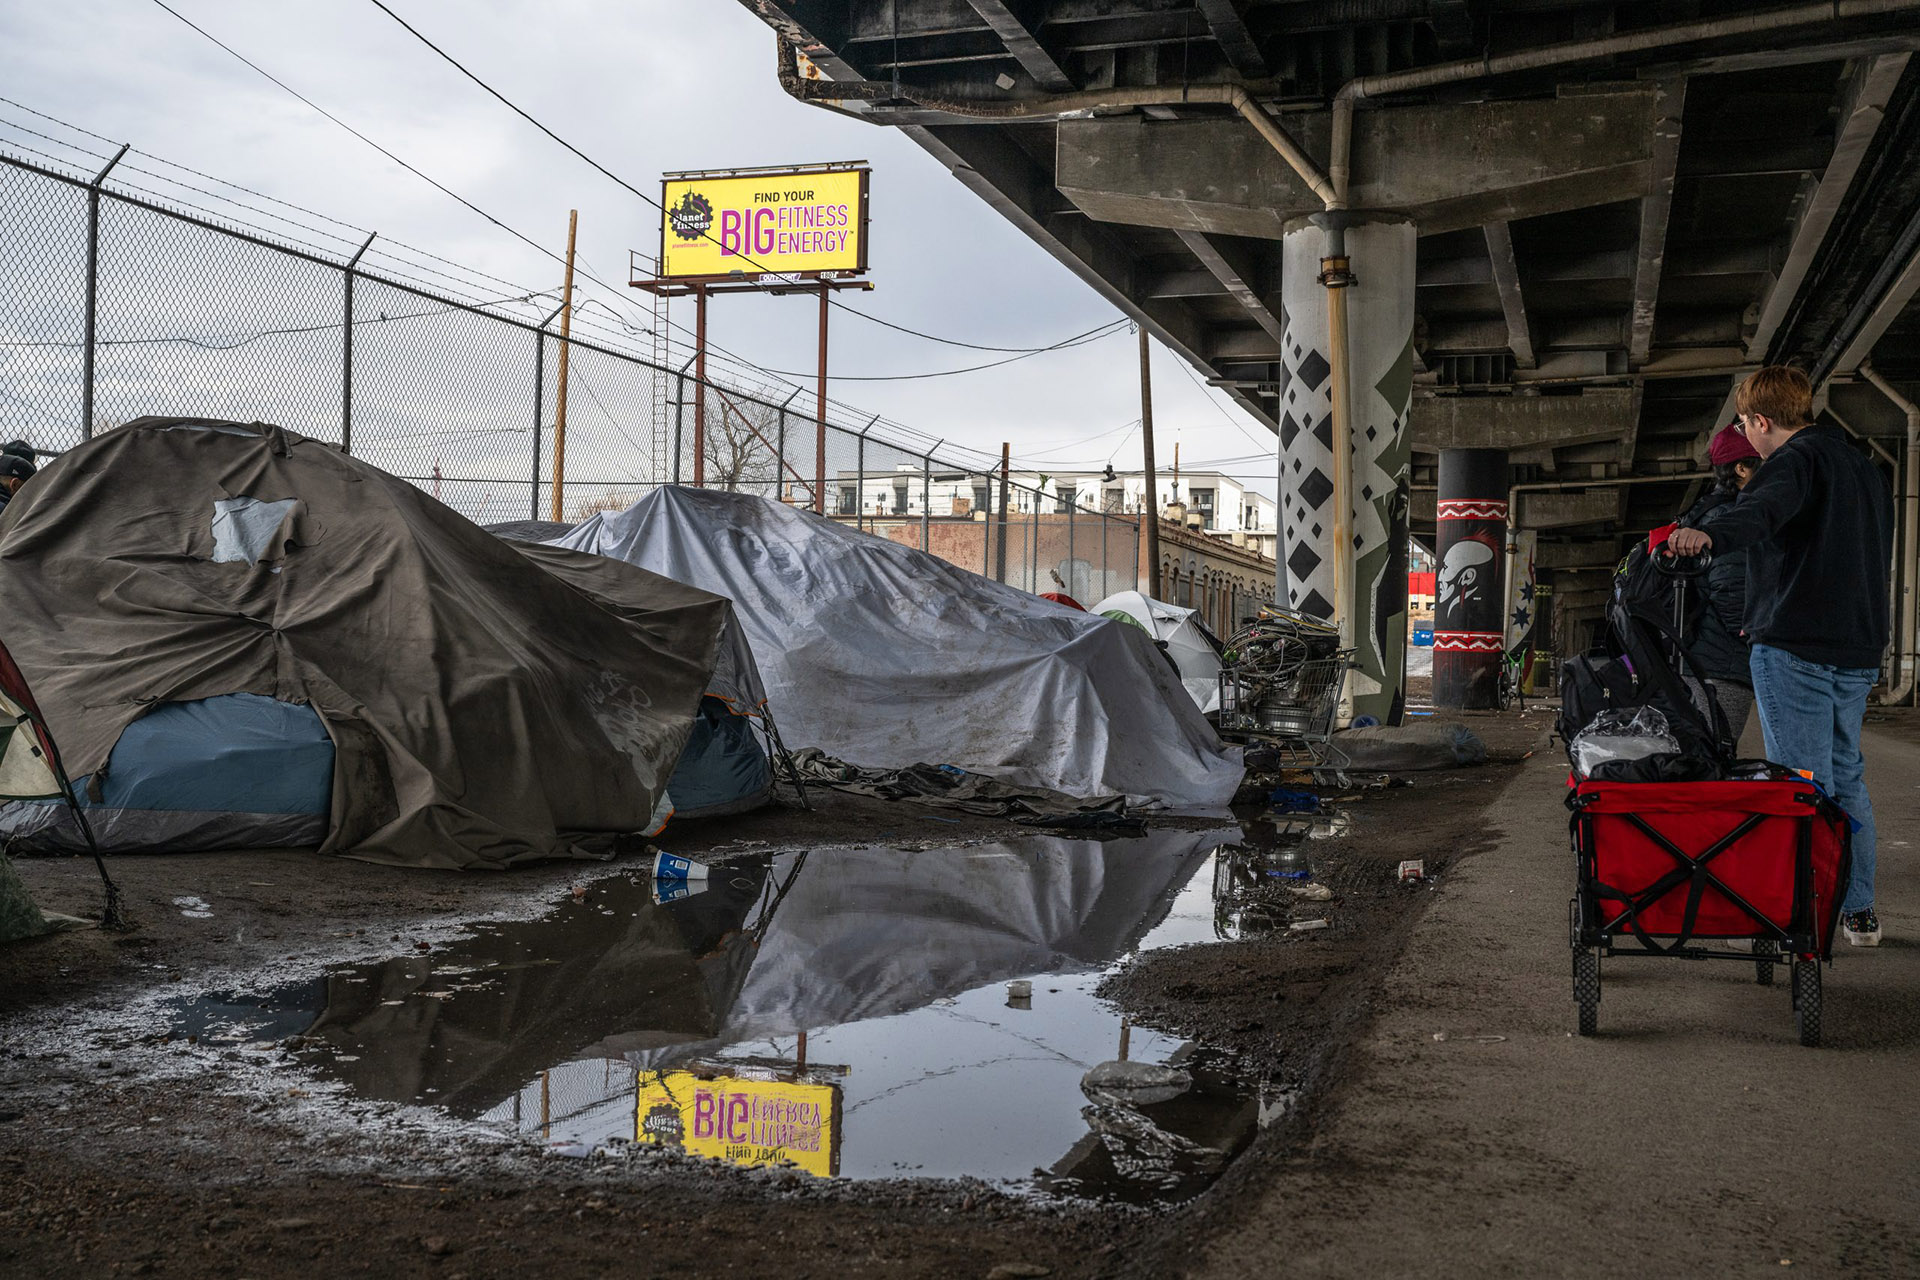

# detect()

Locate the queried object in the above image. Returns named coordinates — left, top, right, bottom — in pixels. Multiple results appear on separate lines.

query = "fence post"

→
left=673, top=358, right=693, bottom=487
left=777, top=387, right=800, bottom=503
left=340, top=232, right=376, bottom=453
left=532, top=329, right=544, bottom=520
left=81, top=144, right=128, bottom=440
left=855, top=414, right=878, bottom=532
left=533, top=300, right=566, bottom=520
left=994, top=446, right=1011, bottom=584
left=1068, top=496, right=1076, bottom=598
left=1029, top=493, right=1039, bottom=592
left=921, top=446, right=937, bottom=553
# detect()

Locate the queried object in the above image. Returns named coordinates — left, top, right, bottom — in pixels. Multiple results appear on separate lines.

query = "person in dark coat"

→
left=1670, top=366, right=1894, bottom=947
left=0, top=453, right=33, bottom=517
left=1675, top=422, right=1762, bottom=741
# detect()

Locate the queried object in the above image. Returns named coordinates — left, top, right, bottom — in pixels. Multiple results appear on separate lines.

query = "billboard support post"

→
left=632, top=163, right=872, bottom=504
left=816, top=283, right=829, bottom=514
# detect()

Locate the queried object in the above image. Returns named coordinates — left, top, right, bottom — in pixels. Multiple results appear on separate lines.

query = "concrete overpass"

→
left=733, top=0, right=1920, bottom=717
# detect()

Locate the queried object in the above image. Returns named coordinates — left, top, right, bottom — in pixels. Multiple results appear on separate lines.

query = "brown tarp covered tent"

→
left=0, top=418, right=731, bottom=869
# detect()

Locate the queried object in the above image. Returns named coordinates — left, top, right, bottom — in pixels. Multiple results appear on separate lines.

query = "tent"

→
left=0, top=418, right=770, bottom=868
left=1092, top=591, right=1227, bottom=714
left=550, top=487, right=1243, bottom=809
left=1, top=634, right=123, bottom=932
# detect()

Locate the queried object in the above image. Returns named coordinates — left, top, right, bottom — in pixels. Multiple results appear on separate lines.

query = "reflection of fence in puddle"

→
left=481, top=1058, right=642, bottom=1152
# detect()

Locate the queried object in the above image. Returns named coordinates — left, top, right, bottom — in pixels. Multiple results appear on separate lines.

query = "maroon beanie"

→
left=1709, top=420, right=1760, bottom=466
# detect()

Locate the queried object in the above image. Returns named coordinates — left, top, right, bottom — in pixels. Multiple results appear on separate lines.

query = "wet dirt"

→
left=1, top=715, right=1547, bottom=1279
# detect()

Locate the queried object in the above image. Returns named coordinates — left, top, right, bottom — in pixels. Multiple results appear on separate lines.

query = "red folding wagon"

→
left=1568, top=775, right=1852, bottom=1047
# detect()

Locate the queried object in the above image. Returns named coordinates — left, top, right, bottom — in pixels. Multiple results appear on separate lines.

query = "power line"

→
left=359, top=0, right=1123, bottom=358
left=752, top=319, right=1128, bottom=381
left=145, top=0, right=632, bottom=307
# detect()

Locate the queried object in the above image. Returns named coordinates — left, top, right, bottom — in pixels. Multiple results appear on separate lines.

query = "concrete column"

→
left=1278, top=214, right=1416, bottom=725
left=1433, top=447, right=1510, bottom=709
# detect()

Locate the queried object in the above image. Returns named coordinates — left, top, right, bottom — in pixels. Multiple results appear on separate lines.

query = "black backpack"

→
left=1613, top=524, right=1707, bottom=655
left=1556, top=651, right=1636, bottom=749
left=1559, top=578, right=1734, bottom=780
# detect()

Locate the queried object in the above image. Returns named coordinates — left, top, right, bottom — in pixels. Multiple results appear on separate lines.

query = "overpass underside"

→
left=735, top=0, right=1920, bottom=717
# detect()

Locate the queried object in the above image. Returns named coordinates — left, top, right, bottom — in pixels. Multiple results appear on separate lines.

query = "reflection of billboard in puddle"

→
left=635, top=1070, right=841, bottom=1178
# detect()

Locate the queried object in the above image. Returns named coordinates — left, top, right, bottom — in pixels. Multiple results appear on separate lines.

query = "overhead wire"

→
left=2, top=63, right=1036, bottom=476
left=358, top=0, right=1126, bottom=358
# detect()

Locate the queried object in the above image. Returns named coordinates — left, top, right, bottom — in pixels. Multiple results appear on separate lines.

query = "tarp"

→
left=0, top=418, right=735, bottom=869
left=1092, top=590, right=1226, bottom=714
left=551, top=487, right=1243, bottom=809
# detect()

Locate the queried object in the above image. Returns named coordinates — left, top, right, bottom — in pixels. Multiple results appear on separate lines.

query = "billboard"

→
left=635, top=1070, right=841, bottom=1177
left=660, top=168, right=868, bottom=281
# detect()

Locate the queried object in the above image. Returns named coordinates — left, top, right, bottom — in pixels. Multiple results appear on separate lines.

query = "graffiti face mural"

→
left=1437, top=537, right=1496, bottom=622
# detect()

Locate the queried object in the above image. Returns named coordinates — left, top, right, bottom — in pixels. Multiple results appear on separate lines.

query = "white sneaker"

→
left=1842, top=908, right=1882, bottom=947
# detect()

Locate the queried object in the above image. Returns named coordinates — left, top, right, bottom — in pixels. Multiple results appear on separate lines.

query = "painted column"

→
left=1277, top=214, right=1416, bottom=725
left=1433, top=447, right=1509, bottom=708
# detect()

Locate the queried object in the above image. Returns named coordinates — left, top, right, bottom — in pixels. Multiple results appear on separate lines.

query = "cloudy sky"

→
left=0, top=0, right=1277, bottom=491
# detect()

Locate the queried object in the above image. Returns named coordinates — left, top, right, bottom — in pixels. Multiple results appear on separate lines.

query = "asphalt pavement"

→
left=1194, top=724, right=1920, bottom=1278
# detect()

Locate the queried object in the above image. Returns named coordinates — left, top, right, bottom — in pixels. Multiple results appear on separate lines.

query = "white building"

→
left=823, top=466, right=1278, bottom=559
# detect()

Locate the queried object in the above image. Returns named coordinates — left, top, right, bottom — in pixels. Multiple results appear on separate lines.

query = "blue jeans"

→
left=1749, top=643, right=1878, bottom=912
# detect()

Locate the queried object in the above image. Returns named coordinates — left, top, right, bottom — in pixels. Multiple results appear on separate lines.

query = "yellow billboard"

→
left=660, top=168, right=868, bottom=281
left=635, top=1070, right=841, bottom=1177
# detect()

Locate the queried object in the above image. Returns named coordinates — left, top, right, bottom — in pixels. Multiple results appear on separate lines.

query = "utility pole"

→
left=551, top=209, right=578, bottom=524
left=1138, top=325, right=1161, bottom=598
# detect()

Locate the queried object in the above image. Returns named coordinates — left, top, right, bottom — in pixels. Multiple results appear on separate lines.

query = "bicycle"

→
left=1494, top=642, right=1529, bottom=712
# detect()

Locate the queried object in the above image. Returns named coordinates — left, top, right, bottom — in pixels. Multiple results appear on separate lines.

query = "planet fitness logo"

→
left=669, top=190, right=713, bottom=243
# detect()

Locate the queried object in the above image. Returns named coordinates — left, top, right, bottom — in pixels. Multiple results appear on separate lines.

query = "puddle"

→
left=166, top=823, right=1343, bottom=1203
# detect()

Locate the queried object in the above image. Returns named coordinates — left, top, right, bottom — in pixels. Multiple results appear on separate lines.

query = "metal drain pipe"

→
left=1861, top=363, right=1920, bottom=703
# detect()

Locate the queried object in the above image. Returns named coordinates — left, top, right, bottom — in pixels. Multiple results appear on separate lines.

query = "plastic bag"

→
left=1570, top=706, right=1680, bottom=779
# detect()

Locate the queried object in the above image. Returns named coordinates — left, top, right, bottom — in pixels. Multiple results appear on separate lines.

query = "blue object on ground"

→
left=1268, top=788, right=1321, bottom=814
left=1351, top=715, right=1381, bottom=729
left=1265, top=869, right=1312, bottom=880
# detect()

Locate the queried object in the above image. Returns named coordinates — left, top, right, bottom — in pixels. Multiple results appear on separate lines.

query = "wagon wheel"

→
left=1573, top=948, right=1600, bottom=1037
left=1753, top=937, right=1777, bottom=986
left=1792, top=959, right=1822, bottom=1048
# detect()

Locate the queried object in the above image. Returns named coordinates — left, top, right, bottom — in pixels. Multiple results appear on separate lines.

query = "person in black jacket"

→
left=0, top=453, right=32, bottom=517
left=1670, top=366, right=1893, bottom=946
left=1675, top=422, right=1762, bottom=742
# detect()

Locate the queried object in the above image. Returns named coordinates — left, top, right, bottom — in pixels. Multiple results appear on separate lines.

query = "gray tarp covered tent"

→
left=551, top=487, right=1245, bottom=809
left=0, top=418, right=738, bottom=869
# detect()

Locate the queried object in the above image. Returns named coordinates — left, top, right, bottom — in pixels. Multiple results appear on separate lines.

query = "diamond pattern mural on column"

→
left=1278, top=217, right=1416, bottom=724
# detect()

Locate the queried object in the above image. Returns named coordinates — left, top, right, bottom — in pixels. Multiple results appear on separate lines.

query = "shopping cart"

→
left=1215, top=649, right=1353, bottom=770
left=1567, top=774, right=1852, bottom=1046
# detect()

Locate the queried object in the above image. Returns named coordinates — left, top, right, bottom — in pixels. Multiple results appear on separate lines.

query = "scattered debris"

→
left=1289, top=919, right=1330, bottom=933
left=1398, top=860, right=1427, bottom=883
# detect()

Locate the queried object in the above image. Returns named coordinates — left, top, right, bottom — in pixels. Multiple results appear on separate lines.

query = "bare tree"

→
left=703, top=390, right=782, bottom=493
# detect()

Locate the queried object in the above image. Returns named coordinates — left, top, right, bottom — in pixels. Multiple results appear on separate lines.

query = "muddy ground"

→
left=2, top=711, right=1547, bottom=1280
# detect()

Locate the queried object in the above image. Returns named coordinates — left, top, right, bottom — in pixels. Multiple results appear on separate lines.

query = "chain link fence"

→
left=1, top=149, right=1139, bottom=597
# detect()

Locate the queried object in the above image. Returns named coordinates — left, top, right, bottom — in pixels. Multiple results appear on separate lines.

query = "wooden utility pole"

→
left=550, top=209, right=578, bottom=523
left=1138, top=325, right=1160, bottom=597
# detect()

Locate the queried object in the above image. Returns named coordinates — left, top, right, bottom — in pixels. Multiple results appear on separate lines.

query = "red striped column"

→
left=1433, top=448, right=1508, bottom=709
